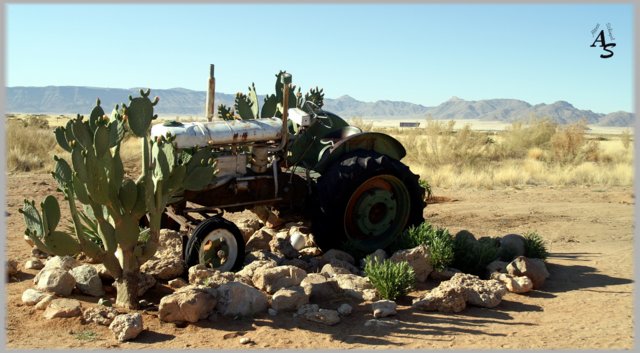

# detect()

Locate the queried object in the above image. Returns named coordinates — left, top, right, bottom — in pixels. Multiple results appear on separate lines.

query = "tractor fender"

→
left=314, top=132, right=407, bottom=174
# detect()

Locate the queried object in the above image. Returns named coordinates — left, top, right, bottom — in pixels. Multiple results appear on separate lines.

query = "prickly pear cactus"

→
left=20, top=91, right=216, bottom=309
left=217, top=104, right=235, bottom=121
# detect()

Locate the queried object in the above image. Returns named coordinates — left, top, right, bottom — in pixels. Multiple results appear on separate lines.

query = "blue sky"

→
left=5, top=3, right=634, bottom=114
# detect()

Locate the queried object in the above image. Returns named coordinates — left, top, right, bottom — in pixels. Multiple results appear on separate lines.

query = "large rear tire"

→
left=312, top=150, right=426, bottom=254
left=184, top=216, right=245, bottom=272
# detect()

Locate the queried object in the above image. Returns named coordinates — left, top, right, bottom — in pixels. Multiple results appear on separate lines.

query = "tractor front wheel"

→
left=184, top=216, right=245, bottom=272
left=312, top=150, right=426, bottom=254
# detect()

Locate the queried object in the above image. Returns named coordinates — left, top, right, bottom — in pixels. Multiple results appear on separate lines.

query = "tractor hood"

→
left=151, top=118, right=283, bottom=148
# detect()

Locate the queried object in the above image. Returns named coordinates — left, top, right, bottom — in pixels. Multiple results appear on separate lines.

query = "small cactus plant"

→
left=20, top=90, right=216, bottom=309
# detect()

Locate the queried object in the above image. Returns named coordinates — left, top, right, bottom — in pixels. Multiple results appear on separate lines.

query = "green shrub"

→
left=364, top=257, right=415, bottom=301
left=391, top=222, right=455, bottom=271
left=452, top=234, right=500, bottom=276
left=523, top=231, right=549, bottom=260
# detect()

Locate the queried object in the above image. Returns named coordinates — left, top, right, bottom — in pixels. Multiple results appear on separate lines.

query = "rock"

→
left=7, top=259, right=19, bottom=278
left=35, top=294, right=56, bottom=310
left=334, top=274, right=377, bottom=301
left=305, top=257, right=324, bottom=273
left=216, top=282, right=268, bottom=317
left=288, top=226, right=313, bottom=250
left=243, top=250, right=283, bottom=266
left=239, top=337, right=252, bottom=345
left=372, top=300, right=397, bottom=318
left=271, top=286, right=309, bottom=312
left=322, top=259, right=360, bottom=276
left=507, top=256, right=550, bottom=289
left=245, top=229, right=274, bottom=252
left=360, top=249, right=387, bottom=268
left=140, top=229, right=185, bottom=280
left=43, top=298, right=82, bottom=319
left=159, top=285, right=218, bottom=323
left=268, top=308, right=278, bottom=316
left=22, top=288, right=47, bottom=305
left=412, top=286, right=467, bottom=313
left=269, top=233, right=300, bottom=259
left=493, top=273, right=533, bottom=294
left=237, top=219, right=263, bottom=242
left=447, top=273, right=507, bottom=308
left=364, top=319, right=400, bottom=328
left=36, top=268, right=76, bottom=296
left=252, top=265, right=307, bottom=294
left=168, top=278, right=188, bottom=289
left=82, top=306, right=120, bottom=326
left=69, top=264, right=105, bottom=297
left=337, top=303, right=353, bottom=316
left=92, top=264, right=114, bottom=281
left=296, top=303, right=319, bottom=316
left=236, top=259, right=277, bottom=284
left=486, top=260, right=509, bottom=275
left=429, top=267, right=462, bottom=281
left=304, top=309, right=341, bottom=326
left=280, top=258, right=310, bottom=272
left=322, top=249, right=355, bottom=265
left=41, top=255, right=78, bottom=272
left=321, top=263, right=355, bottom=277
left=252, top=205, right=285, bottom=228
left=498, top=234, right=526, bottom=260
left=298, top=247, right=323, bottom=257
left=137, top=272, right=157, bottom=296
left=188, top=264, right=236, bottom=287
left=300, top=273, right=344, bottom=302
left=389, top=244, right=433, bottom=282
left=24, top=258, right=44, bottom=270
left=109, top=313, right=143, bottom=342
left=31, top=247, right=49, bottom=259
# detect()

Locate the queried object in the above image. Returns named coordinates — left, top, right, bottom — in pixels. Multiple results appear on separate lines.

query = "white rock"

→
left=216, top=282, right=268, bottom=317
left=140, top=229, right=185, bottom=280
left=69, top=264, right=104, bottom=297
left=24, top=258, right=44, bottom=270
left=36, top=268, right=76, bottom=296
left=271, top=286, right=309, bottom=312
left=389, top=244, right=433, bottom=282
left=158, top=285, right=218, bottom=323
left=109, top=313, right=144, bottom=342
left=372, top=300, right=397, bottom=318
left=35, top=294, right=56, bottom=310
left=252, top=265, right=307, bottom=294
left=303, top=308, right=341, bottom=326
left=22, top=288, right=46, bottom=305
left=43, top=298, right=81, bottom=319
left=507, top=256, right=550, bottom=289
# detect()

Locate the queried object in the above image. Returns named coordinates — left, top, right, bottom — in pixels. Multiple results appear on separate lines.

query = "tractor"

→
left=153, top=65, right=426, bottom=272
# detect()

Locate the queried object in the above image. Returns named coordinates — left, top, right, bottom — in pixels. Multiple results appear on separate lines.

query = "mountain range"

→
left=5, top=86, right=634, bottom=127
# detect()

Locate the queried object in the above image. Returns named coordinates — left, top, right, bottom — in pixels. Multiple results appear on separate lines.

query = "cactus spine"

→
left=21, top=91, right=216, bottom=309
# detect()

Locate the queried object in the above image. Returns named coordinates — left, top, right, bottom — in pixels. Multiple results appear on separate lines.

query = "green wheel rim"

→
left=344, top=174, right=410, bottom=251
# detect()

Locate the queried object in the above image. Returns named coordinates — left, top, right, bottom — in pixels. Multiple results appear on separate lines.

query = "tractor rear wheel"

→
left=312, top=150, right=426, bottom=254
left=184, top=216, right=245, bottom=272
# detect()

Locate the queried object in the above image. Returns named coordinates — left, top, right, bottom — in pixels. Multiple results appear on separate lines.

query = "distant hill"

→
left=5, top=86, right=634, bottom=127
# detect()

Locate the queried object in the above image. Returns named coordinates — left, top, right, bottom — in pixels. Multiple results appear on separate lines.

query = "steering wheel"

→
left=303, top=101, right=333, bottom=129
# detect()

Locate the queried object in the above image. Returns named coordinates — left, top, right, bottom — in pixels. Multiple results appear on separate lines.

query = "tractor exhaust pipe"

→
left=269, top=73, right=292, bottom=153
left=206, top=64, right=215, bottom=122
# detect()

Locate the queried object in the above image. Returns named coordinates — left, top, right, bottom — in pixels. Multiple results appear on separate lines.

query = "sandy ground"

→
left=4, top=172, right=635, bottom=349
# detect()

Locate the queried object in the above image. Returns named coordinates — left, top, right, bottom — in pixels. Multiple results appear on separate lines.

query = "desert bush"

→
left=620, top=129, right=632, bottom=150
left=364, top=257, right=415, bottom=301
left=452, top=235, right=500, bottom=277
left=523, top=231, right=549, bottom=260
left=500, top=118, right=557, bottom=158
left=6, top=120, right=58, bottom=172
left=550, top=121, right=587, bottom=163
left=392, top=222, right=454, bottom=271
